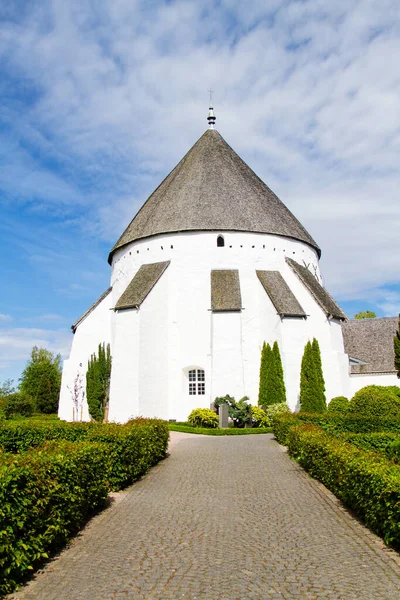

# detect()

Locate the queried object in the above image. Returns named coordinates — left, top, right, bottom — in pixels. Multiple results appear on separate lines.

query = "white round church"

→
left=58, top=107, right=398, bottom=422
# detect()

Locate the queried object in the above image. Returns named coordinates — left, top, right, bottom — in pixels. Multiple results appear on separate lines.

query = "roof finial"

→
left=207, top=88, right=216, bottom=129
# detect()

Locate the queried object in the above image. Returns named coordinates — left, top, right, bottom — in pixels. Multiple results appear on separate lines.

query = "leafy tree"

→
left=19, top=346, right=62, bottom=414
left=394, top=315, right=400, bottom=376
left=299, top=338, right=326, bottom=412
left=86, top=343, right=112, bottom=422
left=354, top=310, right=376, bottom=319
left=4, top=392, right=34, bottom=419
left=0, top=379, right=15, bottom=398
left=0, top=379, right=15, bottom=412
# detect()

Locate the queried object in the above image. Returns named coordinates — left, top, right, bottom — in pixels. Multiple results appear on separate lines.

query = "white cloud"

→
left=0, top=0, right=399, bottom=306
left=0, top=327, right=72, bottom=363
left=0, top=314, right=12, bottom=322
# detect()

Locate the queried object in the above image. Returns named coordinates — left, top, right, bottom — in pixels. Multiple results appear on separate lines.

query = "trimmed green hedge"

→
left=86, top=419, right=169, bottom=489
left=0, top=440, right=109, bottom=596
left=169, top=423, right=272, bottom=435
left=288, top=424, right=400, bottom=550
left=0, top=418, right=169, bottom=595
left=272, top=412, right=400, bottom=443
left=339, top=432, right=400, bottom=461
left=0, top=421, right=96, bottom=452
left=271, top=413, right=300, bottom=445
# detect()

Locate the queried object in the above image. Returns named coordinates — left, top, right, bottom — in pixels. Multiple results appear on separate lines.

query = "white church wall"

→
left=105, top=230, right=349, bottom=421
left=138, top=266, right=169, bottom=419
left=108, top=308, right=140, bottom=423
left=211, top=311, right=245, bottom=401
left=166, top=261, right=212, bottom=421
left=348, top=373, right=400, bottom=398
left=58, top=291, right=112, bottom=421
left=245, top=267, right=283, bottom=404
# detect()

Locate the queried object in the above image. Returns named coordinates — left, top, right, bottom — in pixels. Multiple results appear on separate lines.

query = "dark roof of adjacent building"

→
left=342, top=316, right=398, bottom=374
left=256, top=270, right=306, bottom=317
left=211, top=270, right=242, bottom=311
left=109, top=129, right=320, bottom=263
left=114, top=261, right=170, bottom=310
left=286, top=258, right=347, bottom=321
left=71, top=287, right=112, bottom=333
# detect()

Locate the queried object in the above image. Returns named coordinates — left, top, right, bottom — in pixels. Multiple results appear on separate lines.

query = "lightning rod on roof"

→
left=207, top=88, right=216, bottom=129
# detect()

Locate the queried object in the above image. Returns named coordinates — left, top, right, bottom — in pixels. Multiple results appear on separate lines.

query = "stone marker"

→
left=219, top=403, right=229, bottom=428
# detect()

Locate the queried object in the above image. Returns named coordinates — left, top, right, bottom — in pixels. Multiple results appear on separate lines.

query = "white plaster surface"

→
left=348, top=372, right=400, bottom=398
left=60, top=230, right=396, bottom=423
left=58, top=291, right=112, bottom=421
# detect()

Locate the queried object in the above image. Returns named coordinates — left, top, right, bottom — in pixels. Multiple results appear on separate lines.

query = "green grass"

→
left=168, top=423, right=272, bottom=435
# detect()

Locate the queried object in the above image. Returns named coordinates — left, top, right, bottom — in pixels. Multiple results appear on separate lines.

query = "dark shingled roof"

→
left=72, top=287, right=112, bottom=333
left=114, top=261, right=170, bottom=310
left=211, top=270, right=242, bottom=311
left=256, top=270, right=306, bottom=317
left=342, top=317, right=398, bottom=374
left=109, top=129, right=320, bottom=263
left=286, top=258, right=347, bottom=321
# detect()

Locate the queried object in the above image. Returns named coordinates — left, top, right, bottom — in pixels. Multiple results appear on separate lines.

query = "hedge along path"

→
left=0, top=419, right=169, bottom=596
left=9, top=433, right=400, bottom=600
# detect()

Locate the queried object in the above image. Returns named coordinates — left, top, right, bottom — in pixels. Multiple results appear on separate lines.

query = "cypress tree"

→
left=311, top=338, right=327, bottom=411
left=271, top=341, right=286, bottom=405
left=300, top=339, right=326, bottom=412
left=394, top=315, right=400, bottom=375
left=299, top=341, right=315, bottom=412
left=86, top=342, right=112, bottom=421
left=258, top=342, right=270, bottom=407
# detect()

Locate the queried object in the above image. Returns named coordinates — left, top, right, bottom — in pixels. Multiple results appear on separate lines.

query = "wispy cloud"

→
left=0, top=0, right=399, bottom=378
left=0, top=314, right=12, bottom=323
left=0, top=327, right=72, bottom=364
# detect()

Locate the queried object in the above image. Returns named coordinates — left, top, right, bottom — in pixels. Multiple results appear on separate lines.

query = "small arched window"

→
left=217, top=235, right=225, bottom=247
left=188, top=369, right=205, bottom=395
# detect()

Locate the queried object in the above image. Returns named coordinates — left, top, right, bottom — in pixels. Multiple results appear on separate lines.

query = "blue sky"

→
left=1, top=0, right=400, bottom=385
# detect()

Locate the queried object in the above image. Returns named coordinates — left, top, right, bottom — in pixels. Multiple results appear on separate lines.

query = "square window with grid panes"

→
left=188, top=369, right=205, bottom=394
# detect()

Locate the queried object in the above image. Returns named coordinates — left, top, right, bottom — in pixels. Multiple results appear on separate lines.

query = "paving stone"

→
left=8, top=433, right=400, bottom=599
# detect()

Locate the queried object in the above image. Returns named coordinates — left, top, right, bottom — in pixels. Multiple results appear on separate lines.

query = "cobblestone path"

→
left=10, top=433, right=400, bottom=600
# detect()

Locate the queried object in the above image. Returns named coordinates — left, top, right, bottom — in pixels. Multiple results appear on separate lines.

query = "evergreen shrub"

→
left=251, top=406, right=270, bottom=427
left=327, top=396, right=349, bottom=413
left=296, top=412, right=400, bottom=435
left=265, top=402, right=290, bottom=421
left=348, top=385, right=400, bottom=418
left=188, top=408, right=218, bottom=428
left=272, top=412, right=300, bottom=445
left=86, top=343, right=112, bottom=421
left=299, top=339, right=326, bottom=412
left=258, top=342, right=286, bottom=407
left=339, top=432, right=400, bottom=460
left=0, top=440, right=110, bottom=596
left=0, top=419, right=169, bottom=488
left=0, top=418, right=169, bottom=595
left=387, top=438, right=400, bottom=463
left=3, top=393, right=35, bottom=419
left=0, top=421, right=96, bottom=453
left=258, top=342, right=269, bottom=407
left=288, top=424, right=400, bottom=550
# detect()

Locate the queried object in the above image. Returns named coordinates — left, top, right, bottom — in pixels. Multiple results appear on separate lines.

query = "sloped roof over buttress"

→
left=342, top=316, right=398, bottom=374
left=109, top=129, right=320, bottom=263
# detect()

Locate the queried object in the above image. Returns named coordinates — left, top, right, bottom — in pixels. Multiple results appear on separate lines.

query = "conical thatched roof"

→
left=109, top=129, right=320, bottom=263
